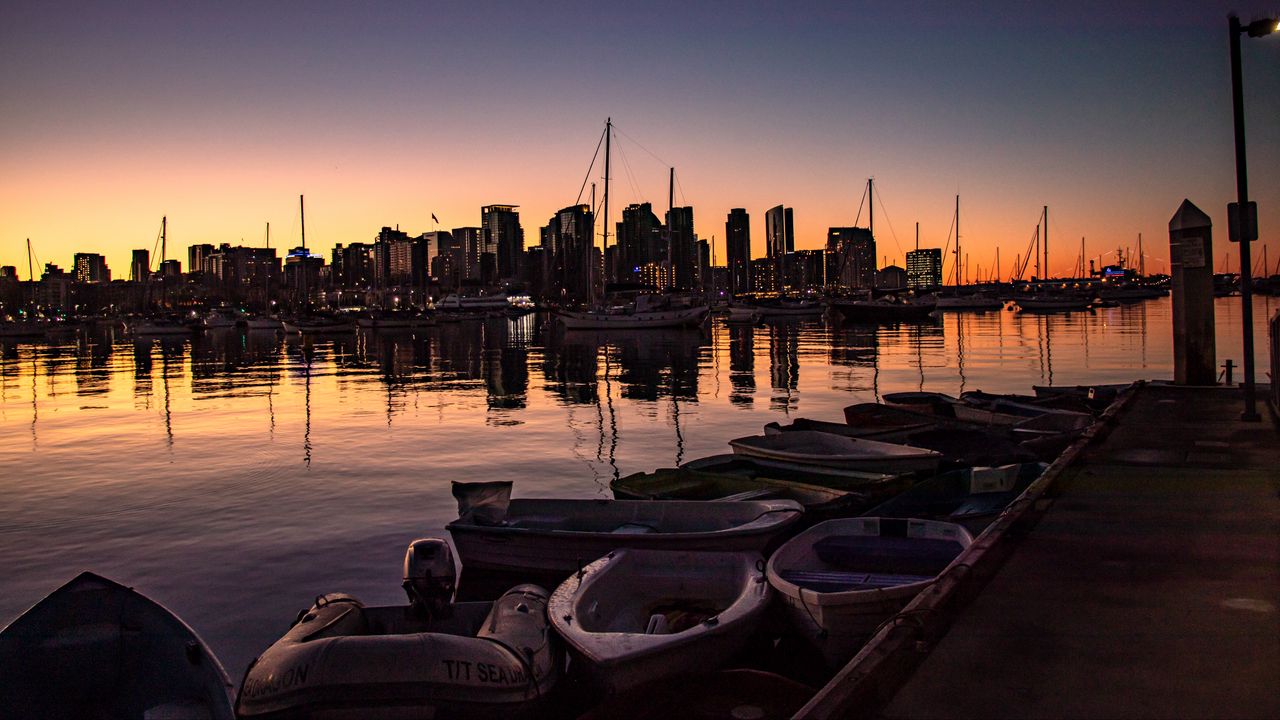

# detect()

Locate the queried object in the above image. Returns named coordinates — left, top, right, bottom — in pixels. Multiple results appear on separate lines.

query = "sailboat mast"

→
left=915, top=222, right=919, bottom=251
left=161, top=216, right=167, bottom=263
left=266, top=222, right=270, bottom=248
left=26, top=238, right=34, bottom=284
left=954, top=194, right=960, bottom=288
left=868, top=179, right=875, bottom=264
left=300, top=195, right=307, bottom=251
left=602, top=117, right=611, bottom=286
left=1138, top=233, right=1144, bottom=277
left=1043, top=205, right=1049, bottom=280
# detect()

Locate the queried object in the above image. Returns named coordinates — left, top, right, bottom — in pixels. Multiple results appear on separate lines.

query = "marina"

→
left=1, top=296, right=1277, bottom=717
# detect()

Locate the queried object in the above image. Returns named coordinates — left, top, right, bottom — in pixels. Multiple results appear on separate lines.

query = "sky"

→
left=2, top=1, right=1278, bottom=281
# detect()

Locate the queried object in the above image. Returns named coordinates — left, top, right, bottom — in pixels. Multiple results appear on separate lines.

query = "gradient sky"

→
left=2, top=1, right=1277, bottom=281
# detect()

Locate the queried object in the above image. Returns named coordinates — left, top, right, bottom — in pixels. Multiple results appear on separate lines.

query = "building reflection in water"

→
left=767, top=319, right=801, bottom=413
left=727, top=323, right=756, bottom=406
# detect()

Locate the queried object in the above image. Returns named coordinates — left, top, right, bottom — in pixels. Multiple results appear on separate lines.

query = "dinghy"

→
left=882, top=391, right=1027, bottom=426
left=767, top=517, right=973, bottom=666
left=864, top=463, right=1047, bottom=533
left=765, top=418, right=1040, bottom=469
left=680, top=453, right=901, bottom=493
left=0, top=571, right=234, bottom=720
left=237, top=539, right=559, bottom=719
left=729, top=430, right=942, bottom=475
left=446, top=482, right=803, bottom=574
left=549, top=549, right=769, bottom=694
left=610, top=466, right=869, bottom=521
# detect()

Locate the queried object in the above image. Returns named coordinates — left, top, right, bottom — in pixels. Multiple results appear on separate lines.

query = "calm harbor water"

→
left=2, top=295, right=1276, bottom=677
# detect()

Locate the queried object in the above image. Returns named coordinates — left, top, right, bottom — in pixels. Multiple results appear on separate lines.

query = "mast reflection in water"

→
left=0, top=295, right=1275, bottom=678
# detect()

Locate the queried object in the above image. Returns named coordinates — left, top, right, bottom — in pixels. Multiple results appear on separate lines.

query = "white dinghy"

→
left=0, top=571, right=234, bottom=720
left=446, top=481, right=803, bottom=575
left=767, top=517, right=972, bottom=667
left=729, top=430, right=942, bottom=475
left=549, top=549, right=770, bottom=695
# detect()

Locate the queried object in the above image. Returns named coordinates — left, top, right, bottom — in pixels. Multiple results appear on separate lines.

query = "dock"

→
left=799, top=383, right=1279, bottom=719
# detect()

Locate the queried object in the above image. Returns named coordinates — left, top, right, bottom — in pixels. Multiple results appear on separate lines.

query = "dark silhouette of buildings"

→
left=827, top=226, right=875, bottom=290
left=73, top=253, right=110, bottom=283
left=906, top=248, right=943, bottom=289
left=667, top=205, right=697, bottom=290
left=482, top=205, right=523, bottom=282
left=617, top=203, right=666, bottom=285
left=765, top=205, right=794, bottom=291
left=543, top=205, right=595, bottom=302
left=130, top=249, right=150, bottom=283
left=726, top=208, right=751, bottom=295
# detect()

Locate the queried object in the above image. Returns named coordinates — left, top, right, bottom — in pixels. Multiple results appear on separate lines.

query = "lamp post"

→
left=1228, top=13, right=1278, bottom=422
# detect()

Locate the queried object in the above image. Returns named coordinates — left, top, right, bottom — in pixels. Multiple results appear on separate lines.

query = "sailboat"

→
left=934, top=196, right=1002, bottom=311
left=281, top=195, right=356, bottom=334
left=555, top=119, right=710, bottom=331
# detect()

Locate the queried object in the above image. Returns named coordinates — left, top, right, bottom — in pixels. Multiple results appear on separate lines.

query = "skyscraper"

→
left=452, top=227, right=483, bottom=280
left=667, top=205, right=696, bottom=290
left=826, top=226, right=875, bottom=289
left=765, top=205, right=794, bottom=289
left=544, top=205, right=594, bottom=302
left=906, top=248, right=943, bottom=289
left=617, top=203, right=665, bottom=283
left=131, top=249, right=150, bottom=282
left=482, top=205, right=524, bottom=282
left=725, top=208, right=751, bottom=295
left=73, top=253, right=110, bottom=283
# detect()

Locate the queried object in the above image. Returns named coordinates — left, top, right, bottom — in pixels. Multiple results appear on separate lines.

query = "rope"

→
left=574, top=126, right=607, bottom=207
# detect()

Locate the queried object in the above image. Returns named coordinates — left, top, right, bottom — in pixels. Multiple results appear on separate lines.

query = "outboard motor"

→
left=403, top=538, right=457, bottom=619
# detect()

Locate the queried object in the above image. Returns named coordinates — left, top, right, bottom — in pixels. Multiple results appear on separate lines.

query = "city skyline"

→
left=3, top=2, right=1278, bottom=280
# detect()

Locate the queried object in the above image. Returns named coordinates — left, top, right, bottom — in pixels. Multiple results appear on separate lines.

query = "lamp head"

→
left=1244, top=17, right=1279, bottom=37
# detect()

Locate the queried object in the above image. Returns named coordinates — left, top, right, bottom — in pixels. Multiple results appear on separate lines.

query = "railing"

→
left=1270, top=309, right=1279, bottom=414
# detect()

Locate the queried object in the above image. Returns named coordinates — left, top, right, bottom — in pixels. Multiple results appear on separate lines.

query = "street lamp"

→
left=1228, top=13, right=1277, bottom=422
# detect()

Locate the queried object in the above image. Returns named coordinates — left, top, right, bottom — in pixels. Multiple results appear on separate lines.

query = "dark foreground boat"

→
left=864, top=462, right=1047, bottom=534
left=766, top=417, right=1041, bottom=469
left=0, top=571, right=234, bottom=720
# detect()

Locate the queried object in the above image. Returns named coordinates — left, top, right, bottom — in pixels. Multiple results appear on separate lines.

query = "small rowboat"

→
left=767, top=517, right=973, bottom=667
left=446, top=482, right=803, bottom=575
left=729, top=431, right=942, bottom=475
left=549, top=549, right=770, bottom=695
left=766, top=418, right=1040, bottom=469
left=0, top=572, right=234, bottom=720
left=680, top=453, right=900, bottom=493
left=864, top=463, right=1047, bottom=534
left=611, top=466, right=870, bottom=521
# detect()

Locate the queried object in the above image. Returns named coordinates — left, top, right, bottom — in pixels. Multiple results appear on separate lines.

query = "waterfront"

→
left=1, top=296, right=1276, bottom=677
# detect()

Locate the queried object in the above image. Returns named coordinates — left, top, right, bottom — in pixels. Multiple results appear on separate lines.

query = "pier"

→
left=799, top=382, right=1279, bottom=719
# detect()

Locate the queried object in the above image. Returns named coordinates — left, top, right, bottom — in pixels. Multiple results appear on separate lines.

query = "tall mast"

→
left=300, top=195, right=307, bottom=251
left=26, top=238, right=34, bottom=284
left=667, top=167, right=674, bottom=289
left=266, top=222, right=270, bottom=248
left=868, top=178, right=874, bottom=258
left=602, top=117, right=611, bottom=285
left=914, top=222, right=919, bottom=251
left=1035, top=209, right=1042, bottom=279
left=1043, top=205, right=1049, bottom=280
left=1138, top=233, right=1144, bottom=277
left=161, top=216, right=167, bottom=263
left=954, top=194, right=960, bottom=288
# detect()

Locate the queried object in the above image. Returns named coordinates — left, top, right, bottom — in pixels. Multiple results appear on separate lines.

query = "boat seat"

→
left=714, top=488, right=776, bottom=502
left=813, top=536, right=963, bottom=576
left=780, top=569, right=934, bottom=593
left=612, top=523, right=657, bottom=534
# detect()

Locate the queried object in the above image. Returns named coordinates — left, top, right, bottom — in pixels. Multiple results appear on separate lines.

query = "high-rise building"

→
left=906, top=248, right=943, bottom=289
left=421, top=231, right=459, bottom=288
left=785, top=250, right=825, bottom=290
left=158, top=259, right=182, bottom=278
left=544, top=205, right=594, bottom=302
left=617, top=203, right=665, bottom=283
left=482, top=205, right=524, bottom=281
left=332, top=243, right=377, bottom=289
left=725, top=208, right=751, bottom=295
left=826, top=227, right=875, bottom=289
left=452, top=227, right=484, bottom=281
left=73, top=253, right=110, bottom=283
left=765, top=206, right=794, bottom=286
left=131, top=249, right=150, bottom=282
left=188, top=244, right=216, bottom=277
left=666, top=206, right=696, bottom=290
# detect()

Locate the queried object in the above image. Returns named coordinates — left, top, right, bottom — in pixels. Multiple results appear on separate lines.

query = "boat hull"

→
left=729, top=431, right=942, bottom=475
left=558, top=305, right=708, bottom=330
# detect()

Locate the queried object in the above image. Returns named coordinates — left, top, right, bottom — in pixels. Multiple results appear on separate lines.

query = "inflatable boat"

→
left=236, top=539, right=560, bottom=719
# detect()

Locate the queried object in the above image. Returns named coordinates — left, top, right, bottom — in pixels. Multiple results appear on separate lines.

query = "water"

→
left=1, top=296, right=1276, bottom=676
